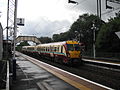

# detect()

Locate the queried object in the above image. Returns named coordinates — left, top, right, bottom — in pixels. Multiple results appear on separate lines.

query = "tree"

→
left=16, top=41, right=30, bottom=51
left=38, top=37, right=52, bottom=43
left=69, top=14, right=102, bottom=51
left=52, top=13, right=103, bottom=52
left=96, top=15, right=120, bottom=52
left=52, top=34, right=60, bottom=42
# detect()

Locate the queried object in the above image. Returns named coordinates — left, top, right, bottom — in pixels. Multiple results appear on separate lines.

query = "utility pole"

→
left=13, top=0, right=18, bottom=80
left=6, top=0, right=10, bottom=59
left=93, top=0, right=102, bottom=59
left=7, top=0, right=9, bottom=41
left=13, top=0, right=18, bottom=60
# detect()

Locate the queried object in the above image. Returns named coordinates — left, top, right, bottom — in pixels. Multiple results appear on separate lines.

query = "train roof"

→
left=22, top=45, right=35, bottom=48
left=36, top=40, right=79, bottom=47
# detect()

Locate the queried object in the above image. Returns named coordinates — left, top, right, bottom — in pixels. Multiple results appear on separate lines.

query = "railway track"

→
left=20, top=52, right=120, bottom=89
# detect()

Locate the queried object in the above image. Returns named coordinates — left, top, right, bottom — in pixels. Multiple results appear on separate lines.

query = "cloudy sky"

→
left=0, top=0, right=120, bottom=38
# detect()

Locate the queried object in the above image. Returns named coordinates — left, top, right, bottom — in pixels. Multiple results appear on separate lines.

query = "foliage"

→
left=69, top=14, right=101, bottom=50
left=16, top=41, right=30, bottom=51
left=17, top=41, right=30, bottom=46
left=96, top=15, right=120, bottom=52
left=38, top=37, right=52, bottom=43
left=53, top=32, right=69, bottom=42
left=52, top=13, right=102, bottom=51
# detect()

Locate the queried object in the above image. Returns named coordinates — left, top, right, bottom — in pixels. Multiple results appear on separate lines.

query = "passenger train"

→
left=22, top=40, right=83, bottom=64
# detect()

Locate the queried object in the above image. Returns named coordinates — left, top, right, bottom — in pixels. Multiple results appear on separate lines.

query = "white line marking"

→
left=83, top=59, right=120, bottom=66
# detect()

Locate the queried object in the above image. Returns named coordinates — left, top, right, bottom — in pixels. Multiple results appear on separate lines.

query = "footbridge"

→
left=16, top=36, right=41, bottom=44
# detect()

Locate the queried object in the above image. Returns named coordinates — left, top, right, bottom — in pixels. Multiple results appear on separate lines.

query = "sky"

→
left=0, top=0, right=120, bottom=39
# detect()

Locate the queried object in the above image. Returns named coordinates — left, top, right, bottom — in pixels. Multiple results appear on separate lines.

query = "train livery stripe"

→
left=34, top=50, right=66, bottom=56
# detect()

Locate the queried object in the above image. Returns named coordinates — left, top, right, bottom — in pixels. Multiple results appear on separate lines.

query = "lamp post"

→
left=13, top=0, right=18, bottom=60
left=92, top=21, right=96, bottom=59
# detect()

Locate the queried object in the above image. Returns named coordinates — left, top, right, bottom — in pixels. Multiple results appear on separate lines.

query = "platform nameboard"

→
left=17, top=18, right=25, bottom=26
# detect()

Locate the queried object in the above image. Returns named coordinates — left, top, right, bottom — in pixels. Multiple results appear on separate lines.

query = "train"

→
left=22, top=40, right=84, bottom=65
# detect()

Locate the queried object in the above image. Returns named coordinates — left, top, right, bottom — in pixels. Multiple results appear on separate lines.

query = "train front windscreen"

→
left=66, top=44, right=80, bottom=51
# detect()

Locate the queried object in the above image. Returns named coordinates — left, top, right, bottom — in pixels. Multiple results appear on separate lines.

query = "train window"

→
left=44, top=47, right=45, bottom=51
left=48, top=47, right=50, bottom=51
left=74, top=44, right=80, bottom=51
left=37, top=47, right=39, bottom=51
left=56, top=47, right=58, bottom=52
left=38, top=47, right=41, bottom=51
left=50, top=47, right=52, bottom=52
left=48, top=47, right=49, bottom=51
left=67, top=44, right=80, bottom=51
left=52, top=47, right=54, bottom=52
left=54, top=47, right=56, bottom=52
left=50, top=47, right=51, bottom=51
left=47, top=47, right=48, bottom=51
left=61, top=46, right=63, bottom=53
left=67, top=44, right=74, bottom=51
left=47, top=47, right=49, bottom=51
left=42, top=47, right=43, bottom=51
left=57, top=47, right=59, bottom=52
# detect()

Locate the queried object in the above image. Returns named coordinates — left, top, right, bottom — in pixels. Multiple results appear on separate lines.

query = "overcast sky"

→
left=0, top=0, right=120, bottom=38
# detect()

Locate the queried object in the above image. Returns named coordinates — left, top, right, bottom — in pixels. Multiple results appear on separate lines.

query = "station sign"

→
left=115, top=31, right=120, bottom=39
left=17, top=18, right=25, bottom=26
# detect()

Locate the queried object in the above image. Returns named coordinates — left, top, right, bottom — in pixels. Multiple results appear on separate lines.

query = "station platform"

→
left=10, top=52, right=113, bottom=90
left=10, top=54, right=78, bottom=90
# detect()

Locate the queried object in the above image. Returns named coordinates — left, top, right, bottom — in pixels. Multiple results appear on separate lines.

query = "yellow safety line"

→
left=45, top=67, right=91, bottom=90
left=18, top=52, right=91, bottom=90
left=27, top=58, right=91, bottom=90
